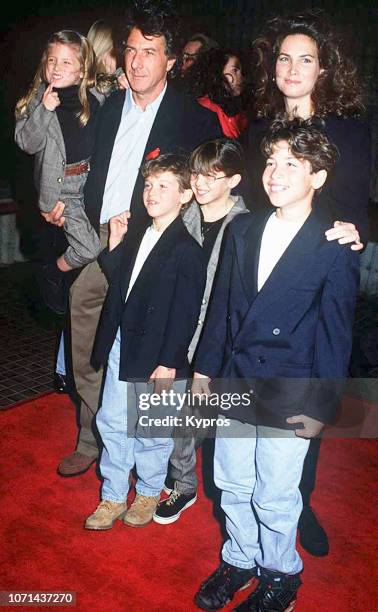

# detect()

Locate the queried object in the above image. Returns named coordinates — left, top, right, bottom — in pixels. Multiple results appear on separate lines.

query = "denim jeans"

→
left=96, top=330, right=185, bottom=502
left=214, top=417, right=310, bottom=574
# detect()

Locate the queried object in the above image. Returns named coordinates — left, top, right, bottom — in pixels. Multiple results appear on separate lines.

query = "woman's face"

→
left=275, top=34, right=322, bottom=108
left=223, top=55, right=244, bottom=96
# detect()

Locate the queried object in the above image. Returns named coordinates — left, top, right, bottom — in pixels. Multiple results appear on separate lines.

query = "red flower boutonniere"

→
left=145, top=147, right=161, bottom=161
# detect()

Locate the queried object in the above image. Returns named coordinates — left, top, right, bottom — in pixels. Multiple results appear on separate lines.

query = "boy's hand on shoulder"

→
left=286, top=414, right=324, bottom=438
left=109, top=211, right=131, bottom=250
left=149, top=365, right=176, bottom=395
left=192, top=372, right=211, bottom=398
left=325, top=220, right=363, bottom=251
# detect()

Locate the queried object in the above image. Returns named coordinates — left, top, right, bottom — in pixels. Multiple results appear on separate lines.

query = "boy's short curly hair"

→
left=141, top=152, right=191, bottom=192
left=261, top=118, right=339, bottom=173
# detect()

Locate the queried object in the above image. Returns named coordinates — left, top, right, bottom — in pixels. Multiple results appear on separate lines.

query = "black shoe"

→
left=153, top=487, right=197, bottom=524
left=163, top=474, right=175, bottom=495
left=37, top=261, right=68, bottom=315
left=298, top=505, right=329, bottom=557
left=195, top=561, right=256, bottom=610
left=54, top=372, right=68, bottom=394
left=232, top=568, right=301, bottom=611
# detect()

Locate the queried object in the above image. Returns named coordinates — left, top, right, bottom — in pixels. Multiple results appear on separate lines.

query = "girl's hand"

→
left=325, top=220, right=363, bottom=251
left=41, top=201, right=65, bottom=226
left=109, top=211, right=131, bottom=251
left=42, top=81, right=60, bottom=111
left=117, top=73, right=130, bottom=90
left=149, top=365, right=176, bottom=395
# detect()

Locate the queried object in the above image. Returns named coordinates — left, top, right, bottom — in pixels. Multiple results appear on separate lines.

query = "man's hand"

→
left=109, top=211, right=131, bottom=251
left=286, top=414, right=324, bottom=438
left=191, top=372, right=211, bottom=398
left=325, top=220, right=363, bottom=251
left=42, top=81, right=60, bottom=111
left=149, top=365, right=176, bottom=395
left=41, top=201, right=65, bottom=226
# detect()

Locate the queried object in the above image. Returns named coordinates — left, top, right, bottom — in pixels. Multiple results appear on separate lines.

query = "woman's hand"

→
left=41, top=201, right=65, bottom=226
left=325, top=220, right=363, bottom=251
left=286, top=414, right=324, bottom=438
left=109, top=211, right=131, bottom=251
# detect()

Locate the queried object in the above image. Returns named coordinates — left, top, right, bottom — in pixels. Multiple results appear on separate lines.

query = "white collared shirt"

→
left=100, top=84, right=166, bottom=224
left=125, top=225, right=162, bottom=302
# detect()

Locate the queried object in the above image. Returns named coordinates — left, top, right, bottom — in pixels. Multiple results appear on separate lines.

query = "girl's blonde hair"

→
left=15, top=30, right=96, bottom=126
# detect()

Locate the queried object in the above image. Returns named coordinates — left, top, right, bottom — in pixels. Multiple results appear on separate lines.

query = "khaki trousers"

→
left=69, top=224, right=109, bottom=458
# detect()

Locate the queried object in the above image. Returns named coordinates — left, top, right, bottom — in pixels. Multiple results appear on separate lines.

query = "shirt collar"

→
left=124, top=82, right=167, bottom=114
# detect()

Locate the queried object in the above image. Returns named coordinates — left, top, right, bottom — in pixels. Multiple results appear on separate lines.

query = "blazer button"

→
left=57, top=177, right=62, bottom=183
left=140, top=330, right=146, bottom=336
left=258, top=356, right=266, bottom=364
left=147, top=306, right=155, bottom=313
left=272, top=328, right=280, bottom=335
left=62, top=160, right=65, bottom=166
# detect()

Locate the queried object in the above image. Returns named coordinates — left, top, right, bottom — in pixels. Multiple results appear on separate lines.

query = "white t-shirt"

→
left=257, top=212, right=306, bottom=291
left=125, top=225, right=162, bottom=301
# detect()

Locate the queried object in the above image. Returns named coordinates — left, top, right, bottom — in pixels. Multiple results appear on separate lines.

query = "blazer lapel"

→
left=234, top=211, right=270, bottom=303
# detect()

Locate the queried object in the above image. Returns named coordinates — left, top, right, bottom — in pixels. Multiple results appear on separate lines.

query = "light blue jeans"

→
left=215, top=417, right=310, bottom=574
left=96, top=330, right=185, bottom=502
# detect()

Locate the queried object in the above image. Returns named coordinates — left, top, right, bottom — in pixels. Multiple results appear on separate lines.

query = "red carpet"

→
left=0, top=394, right=377, bottom=611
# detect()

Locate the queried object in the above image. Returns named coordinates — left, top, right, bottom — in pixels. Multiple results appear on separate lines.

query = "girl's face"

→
left=45, top=43, right=83, bottom=88
left=275, top=34, right=322, bottom=107
left=190, top=170, right=235, bottom=208
left=223, top=55, right=243, bottom=96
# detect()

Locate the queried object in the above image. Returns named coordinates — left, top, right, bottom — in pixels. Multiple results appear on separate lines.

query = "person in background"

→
left=186, top=48, right=251, bottom=139
left=181, top=33, right=218, bottom=75
left=87, top=19, right=129, bottom=94
left=244, top=8, right=370, bottom=558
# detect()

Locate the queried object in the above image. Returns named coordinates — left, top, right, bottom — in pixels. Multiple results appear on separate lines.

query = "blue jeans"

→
left=214, top=417, right=310, bottom=574
left=96, top=330, right=185, bottom=502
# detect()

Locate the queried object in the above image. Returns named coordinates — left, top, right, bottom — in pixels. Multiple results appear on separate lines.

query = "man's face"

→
left=181, top=40, right=202, bottom=73
left=124, top=28, right=175, bottom=103
left=262, top=141, right=324, bottom=212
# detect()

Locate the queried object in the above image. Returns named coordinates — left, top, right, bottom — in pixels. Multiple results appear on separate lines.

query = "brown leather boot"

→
left=123, top=494, right=160, bottom=527
left=57, top=451, right=96, bottom=476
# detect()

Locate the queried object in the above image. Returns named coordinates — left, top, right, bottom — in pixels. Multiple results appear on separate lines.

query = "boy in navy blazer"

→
left=193, top=119, right=360, bottom=611
left=85, top=154, right=206, bottom=531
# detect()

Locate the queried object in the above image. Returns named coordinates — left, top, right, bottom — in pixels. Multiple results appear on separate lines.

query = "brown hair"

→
left=252, top=10, right=365, bottom=119
left=189, top=138, right=245, bottom=178
left=141, top=152, right=191, bottom=191
left=261, top=117, right=339, bottom=173
left=15, top=30, right=96, bottom=126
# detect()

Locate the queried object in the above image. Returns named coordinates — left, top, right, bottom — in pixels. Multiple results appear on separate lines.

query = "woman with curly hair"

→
left=185, top=48, right=251, bottom=138
left=246, top=10, right=370, bottom=242
left=244, top=9, right=371, bottom=562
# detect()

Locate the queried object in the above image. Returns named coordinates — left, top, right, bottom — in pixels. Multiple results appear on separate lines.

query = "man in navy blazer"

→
left=193, top=120, right=360, bottom=611
left=52, top=3, right=221, bottom=476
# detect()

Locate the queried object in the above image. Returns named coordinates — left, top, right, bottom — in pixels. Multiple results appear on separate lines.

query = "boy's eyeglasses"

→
left=191, top=174, right=228, bottom=185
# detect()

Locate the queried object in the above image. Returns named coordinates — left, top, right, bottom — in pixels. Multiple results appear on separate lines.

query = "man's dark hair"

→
left=261, top=118, right=339, bottom=173
left=141, top=152, right=191, bottom=191
left=189, top=138, right=245, bottom=178
left=123, top=0, right=183, bottom=60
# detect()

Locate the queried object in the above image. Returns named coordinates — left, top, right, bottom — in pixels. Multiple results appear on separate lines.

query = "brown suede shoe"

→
left=57, top=451, right=97, bottom=476
left=85, top=500, right=127, bottom=530
left=123, top=494, right=160, bottom=527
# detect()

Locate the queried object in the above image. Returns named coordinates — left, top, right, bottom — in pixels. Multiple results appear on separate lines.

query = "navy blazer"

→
left=241, top=116, right=371, bottom=243
left=91, top=216, right=207, bottom=381
left=195, top=211, right=360, bottom=427
left=84, top=84, right=221, bottom=234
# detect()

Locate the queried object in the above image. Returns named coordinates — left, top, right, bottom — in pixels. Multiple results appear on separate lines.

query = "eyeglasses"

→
left=182, top=52, right=199, bottom=61
left=191, top=173, right=228, bottom=185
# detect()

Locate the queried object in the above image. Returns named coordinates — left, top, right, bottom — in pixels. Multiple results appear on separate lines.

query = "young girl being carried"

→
left=15, top=30, right=104, bottom=313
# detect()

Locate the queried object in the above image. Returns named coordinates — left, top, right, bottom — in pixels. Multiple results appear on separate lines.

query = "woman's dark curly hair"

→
left=252, top=9, right=365, bottom=119
left=121, top=0, right=183, bottom=78
left=185, top=48, right=252, bottom=117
